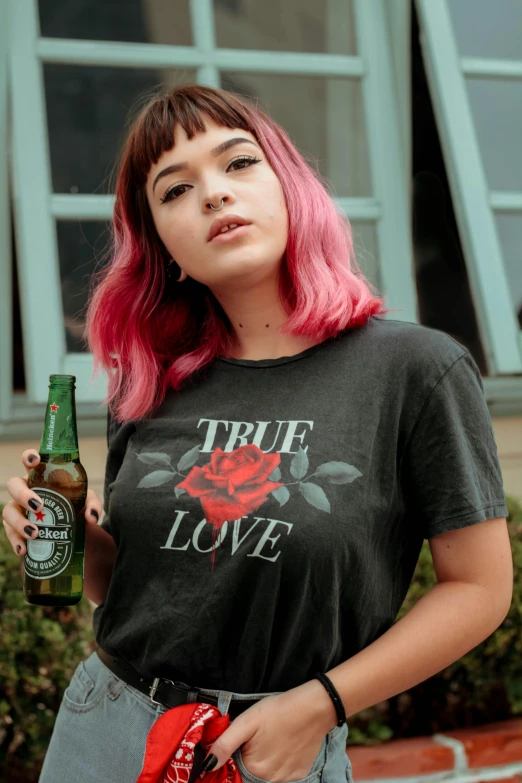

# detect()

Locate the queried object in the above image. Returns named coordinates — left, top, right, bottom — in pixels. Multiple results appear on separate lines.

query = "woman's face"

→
left=145, top=116, right=289, bottom=290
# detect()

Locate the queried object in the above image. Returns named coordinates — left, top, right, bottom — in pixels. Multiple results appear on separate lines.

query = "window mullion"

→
left=189, top=0, right=220, bottom=87
left=354, top=0, right=417, bottom=324
left=0, top=0, right=12, bottom=419
left=8, top=0, right=66, bottom=403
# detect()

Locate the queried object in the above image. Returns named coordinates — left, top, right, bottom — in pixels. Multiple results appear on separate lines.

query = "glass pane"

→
left=57, top=222, right=111, bottom=353
left=412, top=171, right=488, bottom=373
left=44, top=65, right=198, bottom=194
left=447, top=0, right=522, bottom=60
left=495, top=215, right=522, bottom=328
left=466, top=78, right=522, bottom=191
left=214, top=0, right=357, bottom=54
left=38, top=0, right=193, bottom=45
left=221, top=74, right=371, bottom=197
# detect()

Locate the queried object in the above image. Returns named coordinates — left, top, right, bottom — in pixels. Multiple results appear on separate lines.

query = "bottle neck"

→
left=39, top=385, right=79, bottom=456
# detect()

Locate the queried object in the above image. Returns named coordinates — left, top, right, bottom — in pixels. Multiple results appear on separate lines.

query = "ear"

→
left=176, top=267, right=188, bottom=282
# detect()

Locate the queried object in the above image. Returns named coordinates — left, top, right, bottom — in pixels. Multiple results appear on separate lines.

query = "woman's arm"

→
left=84, top=522, right=117, bottom=606
left=312, top=515, right=513, bottom=726
left=195, top=517, right=513, bottom=780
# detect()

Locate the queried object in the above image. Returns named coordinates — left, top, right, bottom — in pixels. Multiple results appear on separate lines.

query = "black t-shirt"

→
left=93, top=316, right=508, bottom=693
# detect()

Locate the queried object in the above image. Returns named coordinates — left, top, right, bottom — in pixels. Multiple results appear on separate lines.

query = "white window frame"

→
left=0, top=0, right=11, bottom=423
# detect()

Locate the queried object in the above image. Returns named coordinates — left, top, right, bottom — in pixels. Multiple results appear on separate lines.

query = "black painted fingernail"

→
left=16, top=545, right=22, bottom=554
left=28, top=455, right=36, bottom=463
left=201, top=755, right=217, bottom=773
left=24, top=525, right=37, bottom=537
left=90, top=509, right=99, bottom=521
left=28, top=499, right=40, bottom=511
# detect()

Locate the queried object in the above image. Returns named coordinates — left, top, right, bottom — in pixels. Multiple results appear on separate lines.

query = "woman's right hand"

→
left=2, top=449, right=103, bottom=557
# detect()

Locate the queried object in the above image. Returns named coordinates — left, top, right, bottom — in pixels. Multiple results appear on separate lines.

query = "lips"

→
left=209, top=224, right=252, bottom=244
left=207, top=214, right=251, bottom=242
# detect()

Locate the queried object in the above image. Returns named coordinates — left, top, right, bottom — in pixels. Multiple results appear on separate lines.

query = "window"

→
left=8, top=0, right=413, bottom=403
left=415, top=0, right=522, bottom=375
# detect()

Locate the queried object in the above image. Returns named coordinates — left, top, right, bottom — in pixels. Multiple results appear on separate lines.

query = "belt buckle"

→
left=149, top=677, right=189, bottom=706
left=149, top=677, right=175, bottom=705
left=149, top=677, right=162, bottom=705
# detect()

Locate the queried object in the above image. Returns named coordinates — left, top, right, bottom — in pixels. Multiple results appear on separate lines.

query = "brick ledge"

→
left=347, top=718, right=522, bottom=783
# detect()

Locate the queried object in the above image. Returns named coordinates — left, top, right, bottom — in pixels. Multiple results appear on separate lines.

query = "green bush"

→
left=0, top=496, right=521, bottom=779
left=0, top=513, right=95, bottom=782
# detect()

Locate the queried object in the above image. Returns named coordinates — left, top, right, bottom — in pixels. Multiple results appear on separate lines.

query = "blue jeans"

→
left=39, top=651, right=354, bottom=783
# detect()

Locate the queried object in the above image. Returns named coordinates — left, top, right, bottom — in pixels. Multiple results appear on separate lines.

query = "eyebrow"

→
left=152, top=137, right=259, bottom=195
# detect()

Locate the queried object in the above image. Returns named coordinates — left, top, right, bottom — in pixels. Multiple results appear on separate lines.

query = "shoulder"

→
left=367, top=315, right=467, bottom=357
left=364, top=316, right=469, bottom=384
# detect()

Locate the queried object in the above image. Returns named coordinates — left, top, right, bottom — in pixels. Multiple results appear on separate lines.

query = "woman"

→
left=2, top=85, right=512, bottom=783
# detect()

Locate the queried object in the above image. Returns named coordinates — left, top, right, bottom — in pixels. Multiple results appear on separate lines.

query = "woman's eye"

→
left=160, top=184, right=189, bottom=204
left=160, top=156, right=261, bottom=204
left=227, top=155, right=262, bottom=171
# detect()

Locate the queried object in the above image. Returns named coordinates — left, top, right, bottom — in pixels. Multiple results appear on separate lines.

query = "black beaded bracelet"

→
left=314, top=672, right=347, bottom=728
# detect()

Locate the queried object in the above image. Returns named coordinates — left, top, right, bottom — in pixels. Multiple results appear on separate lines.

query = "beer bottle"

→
left=23, top=375, right=88, bottom=606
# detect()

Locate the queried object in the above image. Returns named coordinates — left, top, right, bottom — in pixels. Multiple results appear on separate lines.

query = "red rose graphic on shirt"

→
left=177, top=444, right=283, bottom=527
left=137, top=438, right=363, bottom=572
left=176, top=444, right=283, bottom=569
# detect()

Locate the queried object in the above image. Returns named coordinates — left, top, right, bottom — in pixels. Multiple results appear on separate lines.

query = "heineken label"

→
left=24, top=488, right=75, bottom=580
left=46, top=402, right=59, bottom=450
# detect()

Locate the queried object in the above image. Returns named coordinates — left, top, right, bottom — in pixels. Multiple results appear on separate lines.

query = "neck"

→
left=212, top=273, right=321, bottom=360
left=226, top=334, right=323, bottom=361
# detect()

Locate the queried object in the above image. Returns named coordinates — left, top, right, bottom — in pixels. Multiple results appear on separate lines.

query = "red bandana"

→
left=136, top=702, right=242, bottom=783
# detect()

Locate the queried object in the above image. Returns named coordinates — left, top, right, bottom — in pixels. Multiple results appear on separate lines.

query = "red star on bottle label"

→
left=35, top=510, right=46, bottom=522
left=50, top=403, right=59, bottom=413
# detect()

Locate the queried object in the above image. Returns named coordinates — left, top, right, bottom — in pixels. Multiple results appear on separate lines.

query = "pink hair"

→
left=84, top=84, right=397, bottom=423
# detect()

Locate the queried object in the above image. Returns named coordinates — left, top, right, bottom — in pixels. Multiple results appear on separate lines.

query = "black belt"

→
left=96, top=647, right=261, bottom=719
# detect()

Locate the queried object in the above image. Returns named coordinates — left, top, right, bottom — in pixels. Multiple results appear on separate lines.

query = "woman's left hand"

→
left=200, top=679, right=337, bottom=782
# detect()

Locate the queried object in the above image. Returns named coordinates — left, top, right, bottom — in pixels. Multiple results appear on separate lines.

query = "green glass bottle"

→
left=23, top=375, right=88, bottom=606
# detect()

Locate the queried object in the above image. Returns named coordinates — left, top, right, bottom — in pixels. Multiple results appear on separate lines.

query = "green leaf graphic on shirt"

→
left=177, top=444, right=201, bottom=472
left=315, top=462, right=363, bottom=484
left=290, top=446, right=309, bottom=480
left=299, top=482, right=331, bottom=513
left=136, top=452, right=171, bottom=465
left=268, top=466, right=281, bottom=481
left=138, top=470, right=174, bottom=488
left=271, top=485, right=290, bottom=506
